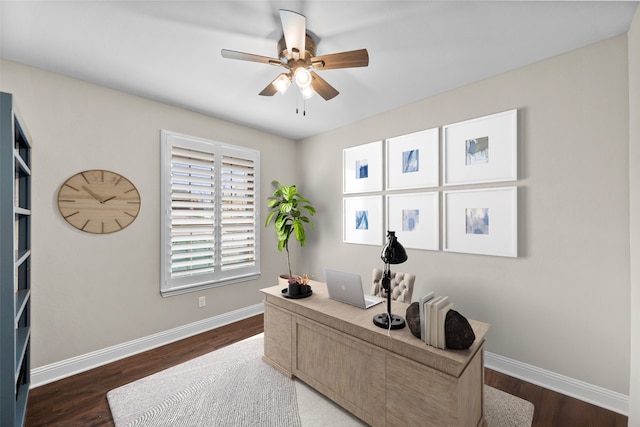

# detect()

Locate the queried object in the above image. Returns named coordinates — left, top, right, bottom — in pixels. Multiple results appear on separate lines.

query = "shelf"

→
left=15, top=327, right=30, bottom=379
left=14, top=207, right=30, bottom=216
left=15, top=289, right=30, bottom=322
left=14, top=151, right=31, bottom=177
left=15, top=249, right=30, bottom=268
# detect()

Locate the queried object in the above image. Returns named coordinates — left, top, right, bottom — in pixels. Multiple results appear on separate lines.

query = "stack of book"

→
left=418, top=292, right=454, bottom=349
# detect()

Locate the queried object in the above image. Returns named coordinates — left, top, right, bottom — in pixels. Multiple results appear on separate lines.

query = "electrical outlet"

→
left=198, top=296, right=206, bottom=308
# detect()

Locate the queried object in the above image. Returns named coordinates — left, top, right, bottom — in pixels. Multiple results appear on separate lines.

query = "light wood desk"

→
left=261, top=282, right=490, bottom=427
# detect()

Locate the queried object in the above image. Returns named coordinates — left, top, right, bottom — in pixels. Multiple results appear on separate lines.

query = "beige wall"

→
left=628, top=5, right=640, bottom=425
left=299, top=36, right=631, bottom=395
left=0, top=59, right=299, bottom=368
left=1, top=25, right=635, bottom=407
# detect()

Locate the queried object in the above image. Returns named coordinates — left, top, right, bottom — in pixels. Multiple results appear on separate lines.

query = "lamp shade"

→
left=294, top=67, right=312, bottom=88
left=273, top=73, right=291, bottom=94
left=299, top=85, right=314, bottom=99
left=381, top=231, right=407, bottom=264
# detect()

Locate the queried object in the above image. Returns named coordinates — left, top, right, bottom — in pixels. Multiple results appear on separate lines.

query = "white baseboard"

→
left=30, top=303, right=264, bottom=388
left=485, top=351, right=629, bottom=416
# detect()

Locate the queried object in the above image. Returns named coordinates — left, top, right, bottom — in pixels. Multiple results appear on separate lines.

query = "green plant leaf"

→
left=267, top=198, right=280, bottom=208
left=280, top=202, right=293, bottom=213
left=284, top=186, right=297, bottom=199
left=265, top=210, right=277, bottom=227
left=293, top=219, right=306, bottom=245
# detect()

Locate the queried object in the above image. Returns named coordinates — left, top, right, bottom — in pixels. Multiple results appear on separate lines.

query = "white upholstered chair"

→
left=370, top=268, right=415, bottom=304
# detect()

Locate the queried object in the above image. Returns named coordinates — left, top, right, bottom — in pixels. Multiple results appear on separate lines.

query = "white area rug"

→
left=108, top=334, right=534, bottom=426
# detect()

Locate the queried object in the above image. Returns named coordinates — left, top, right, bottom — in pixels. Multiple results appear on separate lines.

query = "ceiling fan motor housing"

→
left=277, top=34, right=317, bottom=65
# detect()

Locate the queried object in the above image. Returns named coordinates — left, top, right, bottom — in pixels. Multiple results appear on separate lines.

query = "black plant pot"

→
left=287, top=281, right=300, bottom=296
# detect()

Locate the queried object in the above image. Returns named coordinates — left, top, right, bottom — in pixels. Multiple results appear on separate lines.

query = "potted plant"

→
left=292, top=274, right=312, bottom=296
left=265, top=180, right=316, bottom=293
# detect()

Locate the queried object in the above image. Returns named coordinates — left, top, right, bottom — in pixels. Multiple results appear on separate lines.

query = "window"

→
left=160, top=130, right=260, bottom=296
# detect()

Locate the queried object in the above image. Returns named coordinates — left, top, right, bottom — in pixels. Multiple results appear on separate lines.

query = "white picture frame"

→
left=343, top=141, right=383, bottom=194
left=443, top=109, right=517, bottom=186
left=386, top=193, right=439, bottom=251
left=386, top=128, right=439, bottom=190
left=443, top=187, right=517, bottom=257
left=344, top=196, right=383, bottom=245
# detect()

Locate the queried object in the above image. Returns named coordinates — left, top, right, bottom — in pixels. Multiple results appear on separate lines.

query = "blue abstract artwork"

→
left=402, top=149, right=419, bottom=173
left=355, top=210, right=369, bottom=230
left=356, top=159, right=369, bottom=179
left=402, top=209, right=419, bottom=232
left=466, top=208, right=489, bottom=234
left=465, top=136, right=489, bottom=165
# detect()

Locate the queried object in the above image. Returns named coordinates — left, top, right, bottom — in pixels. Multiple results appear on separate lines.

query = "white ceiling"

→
left=1, top=1, right=637, bottom=140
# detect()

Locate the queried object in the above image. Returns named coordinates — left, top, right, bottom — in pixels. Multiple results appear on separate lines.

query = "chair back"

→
left=370, top=268, right=415, bottom=303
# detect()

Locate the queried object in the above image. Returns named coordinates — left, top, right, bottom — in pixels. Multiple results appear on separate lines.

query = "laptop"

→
left=324, top=268, right=384, bottom=309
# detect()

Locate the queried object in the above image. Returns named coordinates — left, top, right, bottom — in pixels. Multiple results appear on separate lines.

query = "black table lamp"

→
left=373, top=231, right=408, bottom=330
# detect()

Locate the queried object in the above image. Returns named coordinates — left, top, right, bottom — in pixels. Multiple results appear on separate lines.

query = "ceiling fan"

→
left=221, top=9, right=369, bottom=101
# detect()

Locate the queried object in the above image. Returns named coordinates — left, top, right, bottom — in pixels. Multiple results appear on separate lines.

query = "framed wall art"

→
left=443, top=109, right=517, bottom=186
left=443, top=186, right=517, bottom=257
left=386, top=128, right=439, bottom=190
left=344, top=196, right=383, bottom=245
left=386, top=192, right=439, bottom=251
left=343, top=140, right=383, bottom=194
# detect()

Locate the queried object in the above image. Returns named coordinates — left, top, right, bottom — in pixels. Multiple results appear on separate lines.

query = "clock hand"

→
left=102, top=195, right=116, bottom=203
left=82, top=185, right=105, bottom=203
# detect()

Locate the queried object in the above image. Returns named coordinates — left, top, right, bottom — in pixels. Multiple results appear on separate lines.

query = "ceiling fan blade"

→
left=279, top=9, right=306, bottom=59
left=312, top=49, right=369, bottom=70
left=221, top=49, right=282, bottom=66
left=310, top=72, right=339, bottom=100
left=259, top=79, right=278, bottom=96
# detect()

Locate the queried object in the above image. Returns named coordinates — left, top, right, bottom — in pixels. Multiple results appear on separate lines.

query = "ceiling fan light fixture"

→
left=273, top=73, right=292, bottom=94
left=294, top=67, right=312, bottom=88
left=300, top=85, right=314, bottom=99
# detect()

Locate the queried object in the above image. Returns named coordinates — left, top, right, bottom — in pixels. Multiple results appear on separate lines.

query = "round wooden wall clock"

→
left=57, top=169, right=141, bottom=234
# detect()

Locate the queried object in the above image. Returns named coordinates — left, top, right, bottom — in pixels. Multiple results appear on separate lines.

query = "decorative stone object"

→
left=406, top=302, right=421, bottom=339
left=445, top=310, right=475, bottom=350
left=405, top=303, right=476, bottom=349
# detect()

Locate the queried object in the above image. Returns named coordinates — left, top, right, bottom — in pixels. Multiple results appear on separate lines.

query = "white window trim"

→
left=160, top=130, right=260, bottom=297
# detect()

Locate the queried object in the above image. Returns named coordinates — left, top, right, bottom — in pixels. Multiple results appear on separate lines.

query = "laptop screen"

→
left=324, top=268, right=383, bottom=309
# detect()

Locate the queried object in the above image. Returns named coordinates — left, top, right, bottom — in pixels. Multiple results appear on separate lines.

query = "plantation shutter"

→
left=220, top=153, right=257, bottom=271
left=161, top=131, right=260, bottom=296
left=169, top=146, right=216, bottom=279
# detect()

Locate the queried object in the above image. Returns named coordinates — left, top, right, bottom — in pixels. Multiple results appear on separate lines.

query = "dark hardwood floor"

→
left=26, top=314, right=627, bottom=426
left=26, top=315, right=264, bottom=427
left=484, top=370, right=627, bottom=427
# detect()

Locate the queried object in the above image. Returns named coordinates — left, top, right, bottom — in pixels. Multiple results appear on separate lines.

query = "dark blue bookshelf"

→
left=1, top=92, right=32, bottom=427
